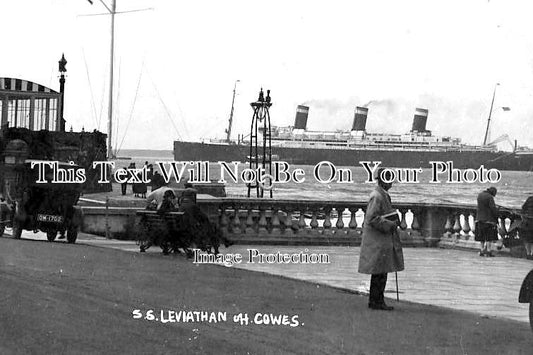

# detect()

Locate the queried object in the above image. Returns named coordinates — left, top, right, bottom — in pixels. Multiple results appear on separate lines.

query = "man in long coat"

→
left=358, top=168, right=404, bottom=310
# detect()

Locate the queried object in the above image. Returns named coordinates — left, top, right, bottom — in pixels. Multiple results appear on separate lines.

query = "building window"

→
left=49, top=98, right=58, bottom=131
left=34, top=98, right=48, bottom=130
left=6, top=98, right=31, bottom=128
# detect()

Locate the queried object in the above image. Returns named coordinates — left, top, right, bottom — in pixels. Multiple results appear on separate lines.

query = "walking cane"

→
left=395, top=271, right=400, bottom=302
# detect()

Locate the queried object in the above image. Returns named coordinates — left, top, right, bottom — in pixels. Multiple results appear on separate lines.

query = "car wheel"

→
left=12, top=220, right=22, bottom=239
left=47, top=231, right=57, bottom=242
left=67, top=227, right=78, bottom=244
left=0, top=224, right=5, bottom=237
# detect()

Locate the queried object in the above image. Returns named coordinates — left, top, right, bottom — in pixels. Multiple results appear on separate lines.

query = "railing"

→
left=438, top=205, right=521, bottom=249
left=198, top=198, right=522, bottom=248
left=80, top=198, right=523, bottom=250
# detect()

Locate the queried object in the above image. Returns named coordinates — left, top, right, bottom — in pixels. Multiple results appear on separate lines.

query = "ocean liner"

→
left=174, top=105, right=533, bottom=171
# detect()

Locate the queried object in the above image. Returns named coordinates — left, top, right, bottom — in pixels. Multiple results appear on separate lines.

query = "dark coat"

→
left=358, top=186, right=404, bottom=275
left=157, top=199, right=177, bottom=214
left=179, top=188, right=197, bottom=208
left=521, top=196, right=533, bottom=229
left=476, top=190, right=498, bottom=224
left=519, top=196, right=533, bottom=242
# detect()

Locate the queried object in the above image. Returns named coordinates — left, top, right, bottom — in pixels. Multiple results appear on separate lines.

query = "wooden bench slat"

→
left=137, top=210, right=186, bottom=238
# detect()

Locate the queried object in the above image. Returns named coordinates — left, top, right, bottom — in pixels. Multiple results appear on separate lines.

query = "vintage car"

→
left=519, top=269, right=533, bottom=332
left=1, top=160, right=83, bottom=243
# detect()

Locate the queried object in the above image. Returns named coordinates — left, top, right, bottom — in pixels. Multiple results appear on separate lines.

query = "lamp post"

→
left=58, top=54, right=67, bottom=132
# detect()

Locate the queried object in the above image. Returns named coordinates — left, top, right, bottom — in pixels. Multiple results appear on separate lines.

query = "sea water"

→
left=115, top=150, right=533, bottom=209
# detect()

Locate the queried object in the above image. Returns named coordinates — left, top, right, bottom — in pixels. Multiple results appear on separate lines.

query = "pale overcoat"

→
left=358, top=186, right=404, bottom=275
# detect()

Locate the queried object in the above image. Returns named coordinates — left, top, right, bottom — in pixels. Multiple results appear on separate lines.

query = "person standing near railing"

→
left=519, top=195, right=533, bottom=260
left=120, top=166, right=128, bottom=195
left=358, top=168, right=404, bottom=311
left=475, top=187, right=499, bottom=257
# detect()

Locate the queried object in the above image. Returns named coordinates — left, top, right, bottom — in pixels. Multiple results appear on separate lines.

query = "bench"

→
left=136, top=210, right=186, bottom=248
left=136, top=208, right=228, bottom=255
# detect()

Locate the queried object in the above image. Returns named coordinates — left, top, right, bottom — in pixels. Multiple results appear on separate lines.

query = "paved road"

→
left=9, top=229, right=532, bottom=324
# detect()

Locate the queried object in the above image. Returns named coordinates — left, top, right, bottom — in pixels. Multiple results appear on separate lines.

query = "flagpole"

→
left=483, top=83, right=499, bottom=146
left=84, top=0, right=152, bottom=158
left=107, top=0, right=116, bottom=159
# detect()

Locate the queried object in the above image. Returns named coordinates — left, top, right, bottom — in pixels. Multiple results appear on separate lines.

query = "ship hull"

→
left=174, top=141, right=533, bottom=171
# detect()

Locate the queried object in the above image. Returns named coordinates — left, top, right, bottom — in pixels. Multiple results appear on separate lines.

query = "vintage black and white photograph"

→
left=1, top=0, right=533, bottom=354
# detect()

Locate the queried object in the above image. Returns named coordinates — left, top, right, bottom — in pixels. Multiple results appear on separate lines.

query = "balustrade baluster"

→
left=499, top=217, right=507, bottom=238
left=232, top=205, right=242, bottom=234
left=348, top=207, right=358, bottom=239
left=348, top=208, right=358, bottom=229
left=399, top=209, right=407, bottom=230
left=297, top=208, right=307, bottom=233
left=408, top=208, right=424, bottom=246
left=310, top=208, right=319, bottom=236
left=453, top=214, right=462, bottom=240
left=258, top=207, right=268, bottom=235
left=462, top=213, right=471, bottom=239
left=245, top=207, right=255, bottom=235
left=271, top=207, right=281, bottom=235
left=443, top=213, right=453, bottom=238
left=220, top=206, right=229, bottom=236
left=323, top=207, right=332, bottom=236
left=509, top=216, right=518, bottom=235
left=334, top=207, right=345, bottom=236
left=411, top=210, right=420, bottom=231
left=284, top=207, right=294, bottom=236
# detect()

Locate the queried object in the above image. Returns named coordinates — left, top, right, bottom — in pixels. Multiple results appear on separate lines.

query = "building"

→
left=0, top=77, right=65, bottom=132
left=0, top=56, right=110, bottom=194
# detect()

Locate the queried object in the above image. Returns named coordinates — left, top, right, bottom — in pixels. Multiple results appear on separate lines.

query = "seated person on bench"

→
left=178, top=183, right=233, bottom=254
left=140, top=190, right=178, bottom=253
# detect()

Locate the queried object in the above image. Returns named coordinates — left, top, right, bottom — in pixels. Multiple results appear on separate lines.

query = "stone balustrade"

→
left=197, top=198, right=522, bottom=248
left=80, top=198, right=523, bottom=252
left=438, top=205, right=521, bottom=249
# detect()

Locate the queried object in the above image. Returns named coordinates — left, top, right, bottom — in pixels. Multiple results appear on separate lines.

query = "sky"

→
left=2, top=0, right=533, bottom=152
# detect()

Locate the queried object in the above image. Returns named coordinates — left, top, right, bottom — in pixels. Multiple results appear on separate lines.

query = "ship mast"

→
left=483, top=83, right=499, bottom=146
left=85, top=0, right=152, bottom=158
left=85, top=0, right=116, bottom=158
left=226, top=80, right=240, bottom=143
left=107, top=0, right=116, bottom=159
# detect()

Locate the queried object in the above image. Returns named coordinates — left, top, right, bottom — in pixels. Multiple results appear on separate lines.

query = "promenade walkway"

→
left=11, top=230, right=532, bottom=324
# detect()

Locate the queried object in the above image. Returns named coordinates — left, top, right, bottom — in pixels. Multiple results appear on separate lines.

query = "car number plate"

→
left=37, top=214, right=63, bottom=223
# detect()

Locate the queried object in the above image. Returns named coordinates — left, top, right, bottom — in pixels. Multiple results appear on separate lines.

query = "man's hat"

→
left=163, top=190, right=175, bottom=199
left=375, top=167, right=393, bottom=183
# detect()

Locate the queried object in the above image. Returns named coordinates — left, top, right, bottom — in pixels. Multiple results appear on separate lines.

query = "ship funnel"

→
left=294, top=105, right=309, bottom=130
left=411, top=108, right=429, bottom=132
left=352, top=106, right=368, bottom=131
